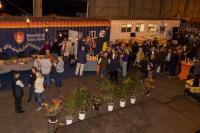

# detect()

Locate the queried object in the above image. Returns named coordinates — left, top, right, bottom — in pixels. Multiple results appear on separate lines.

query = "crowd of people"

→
left=12, top=35, right=199, bottom=114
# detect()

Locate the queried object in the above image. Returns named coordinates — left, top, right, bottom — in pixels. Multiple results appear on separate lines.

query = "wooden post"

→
left=33, top=0, right=42, bottom=17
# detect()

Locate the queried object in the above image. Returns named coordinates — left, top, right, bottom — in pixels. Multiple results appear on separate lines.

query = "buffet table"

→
left=179, top=60, right=194, bottom=80
left=0, top=58, right=33, bottom=74
left=84, top=57, right=97, bottom=72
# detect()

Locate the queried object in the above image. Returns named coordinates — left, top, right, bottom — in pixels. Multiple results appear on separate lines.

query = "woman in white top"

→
left=54, top=56, right=64, bottom=87
left=34, top=72, right=45, bottom=111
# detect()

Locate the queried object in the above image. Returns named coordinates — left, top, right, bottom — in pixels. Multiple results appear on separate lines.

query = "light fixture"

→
left=0, top=0, right=2, bottom=8
left=26, top=17, right=30, bottom=23
left=45, top=28, right=48, bottom=32
left=59, top=33, right=62, bottom=37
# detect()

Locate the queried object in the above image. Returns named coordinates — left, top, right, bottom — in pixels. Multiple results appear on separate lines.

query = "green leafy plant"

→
left=43, top=102, right=62, bottom=120
left=99, top=77, right=116, bottom=103
left=63, top=91, right=77, bottom=116
left=132, top=72, right=145, bottom=96
left=75, top=88, right=90, bottom=111
left=116, top=77, right=134, bottom=100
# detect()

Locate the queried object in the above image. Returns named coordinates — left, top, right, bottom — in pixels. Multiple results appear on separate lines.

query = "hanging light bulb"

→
left=45, top=28, right=48, bottom=32
left=26, top=17, right=30, bottom=23
left=0, top=1, right=2, bottom=9
left=59, top=33, right=62, bottom=37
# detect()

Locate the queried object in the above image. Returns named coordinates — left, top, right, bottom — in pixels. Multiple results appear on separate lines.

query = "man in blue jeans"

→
left=39, top=56, right=52, bottom=88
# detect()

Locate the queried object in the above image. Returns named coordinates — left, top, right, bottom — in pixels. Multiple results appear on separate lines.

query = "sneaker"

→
left=27, top=98, right=32, bottom=102
left=51, top=79, right=55, bottom=83
left=41, top=103, right=46, bottom=106
left=17, top=110, right=25, bottom=114
left=36, top=107, right=42, bottom=111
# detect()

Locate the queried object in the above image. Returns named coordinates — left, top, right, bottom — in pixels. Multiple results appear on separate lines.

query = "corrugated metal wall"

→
left=89, top=0, right=200, bottom=20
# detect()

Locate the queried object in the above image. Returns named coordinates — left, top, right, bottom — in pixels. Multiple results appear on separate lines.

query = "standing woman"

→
left=34, top=72, right=45, bottom=111
left=75, top=39, right=87, bottom=77
left=135, top=47, right=144, bottom=68
left=27, top=67, right=37, bottom=102
left=122, top=48, right=129, bottom=77
left=54, top=56, right=64, bottom=87
left=14, top=72, right=25, bottom=113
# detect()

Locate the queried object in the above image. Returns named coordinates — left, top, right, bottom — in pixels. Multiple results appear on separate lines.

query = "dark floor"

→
left=0, top=73, right=200, bottom=133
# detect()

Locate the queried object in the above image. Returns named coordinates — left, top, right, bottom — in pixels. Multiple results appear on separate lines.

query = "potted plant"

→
left=90, top=93, right=103, bottom=111
left=43, top=100, right=62, bottom=123
left=130, top=72, right=145, bottom=104
left=63, top=91, right=77, bottom=125
left=99, top=77, right=116, bottom=112
left=75, top=88, right=90, bottom=120
left=117, top=78, right=133, bottom=107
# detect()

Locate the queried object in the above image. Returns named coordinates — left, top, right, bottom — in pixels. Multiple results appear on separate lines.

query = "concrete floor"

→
left=0, top=73, right=200, bottom=133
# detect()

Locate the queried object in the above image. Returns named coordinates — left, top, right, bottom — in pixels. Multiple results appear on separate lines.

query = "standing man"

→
left=169, top=49, right=179, bottom=78
left=14, top=72, right=25, bottom=113
left=40, top=56, right=52, bottom=88
left=61, top=38, right=72, bottom=63
left=75, top=39, right=87, bottom=77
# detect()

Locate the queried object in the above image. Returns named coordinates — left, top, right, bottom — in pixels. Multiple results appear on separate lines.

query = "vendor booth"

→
left=0, top=17, right=111, bottom=59
left=0, top=17, right=111, bottom=89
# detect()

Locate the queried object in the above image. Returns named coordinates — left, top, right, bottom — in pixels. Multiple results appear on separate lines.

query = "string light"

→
left=45, top=28, right=48, bottom=32
left=0, top=0, right=2, bottom=8
left=59, top=33, right=62, bottom=37
left=26, top=17, right=30, bottom=23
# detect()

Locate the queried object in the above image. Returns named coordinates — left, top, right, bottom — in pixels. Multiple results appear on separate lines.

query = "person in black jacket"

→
left=109, top=53, right=122, bottom=83
left=27, top=67, right=37, bottom=102
left=14, top=72, right=25, bottom=113
left=169, top=49, right=179, bottom=78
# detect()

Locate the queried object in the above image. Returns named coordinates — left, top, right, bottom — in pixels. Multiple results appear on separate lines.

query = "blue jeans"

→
left=44, top=74, right=50, bottom=88
left=28, top=85, right=34, bottom=99
left=35, top=92, right=45, bottom=107
left=55, top=72, right=63, bottom=87
left=96, top=68, right=106, bottom=83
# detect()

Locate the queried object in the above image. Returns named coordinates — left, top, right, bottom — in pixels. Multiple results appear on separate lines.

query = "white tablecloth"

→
left=0, top=59, right=33, bottom=74
left=84, top=60, right=97, bottom=71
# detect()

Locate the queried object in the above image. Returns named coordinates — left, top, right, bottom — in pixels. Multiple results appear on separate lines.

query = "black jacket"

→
left=109, top=58, right=121, bottom=71
left=29, top=72, right=36, bottom=86
left=170, top=53, right=179, bottom=66
left=14, top=82, right=24, bottom=97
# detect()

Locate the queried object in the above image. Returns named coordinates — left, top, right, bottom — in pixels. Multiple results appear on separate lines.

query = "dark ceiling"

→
left=0, top=0, right=87, bottom=16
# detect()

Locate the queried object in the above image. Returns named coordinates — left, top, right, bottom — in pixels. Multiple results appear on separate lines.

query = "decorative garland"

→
left=0, top=43, right=41, bottom=53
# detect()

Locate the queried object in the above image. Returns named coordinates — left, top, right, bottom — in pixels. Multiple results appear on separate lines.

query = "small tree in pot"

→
left=75, top=88, right=90, bottom=120
left=63, top=91, right=77, bottom=125
left=130, top=72, right=145, bottom=103
left=117, top=78, right=133, bottom=107
left=99, top=77, right=116, bottom=112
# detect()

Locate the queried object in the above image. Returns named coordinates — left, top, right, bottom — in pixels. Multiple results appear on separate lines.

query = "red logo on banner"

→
left=14, top=32, right=25, bottom=44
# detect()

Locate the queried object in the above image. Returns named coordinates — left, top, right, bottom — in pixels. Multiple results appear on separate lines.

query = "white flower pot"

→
left=108, top=103, right=114, bottom=112
left=120, top=99, right=126, bottom=107
left=79, top=111, right=86, bottom=120
left=130, top=97, right=136, bottom=104
left=66, top=116, right=73, bottom=125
